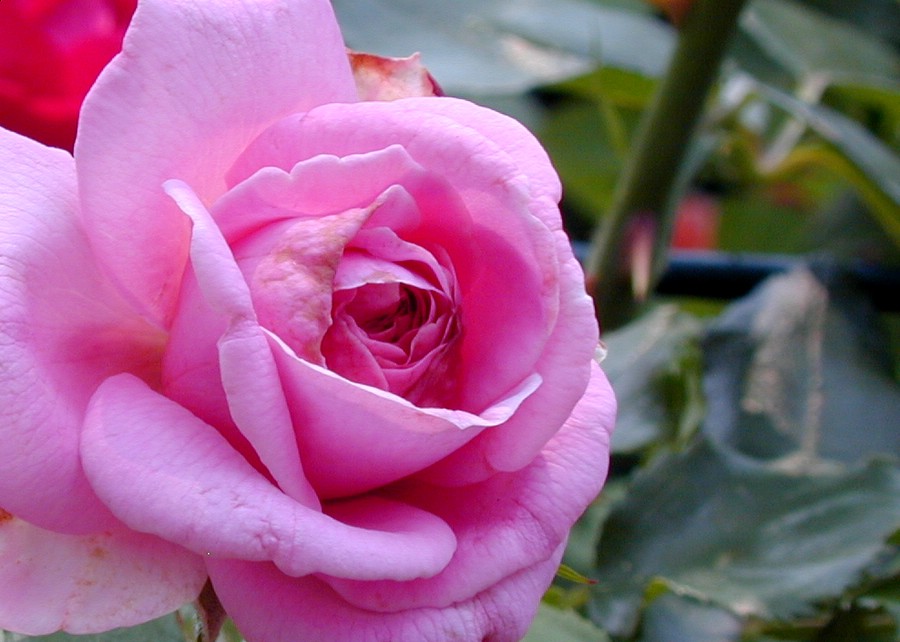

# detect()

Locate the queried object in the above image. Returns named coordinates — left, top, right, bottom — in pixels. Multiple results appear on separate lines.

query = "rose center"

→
left=349, top=283, right=421, bottom=339
left=321, top=259, right=461, bottom=407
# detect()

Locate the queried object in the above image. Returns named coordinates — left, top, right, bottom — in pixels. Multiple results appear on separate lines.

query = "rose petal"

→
left=481, top=230, right=600, bottom=472
left=421, top=226, right=600, bottom=483
left=404, top=97, right=562, bottom=209
left=229, top=100, right=558, bottom=412
left=322, top=363, right=615, bottom=611
left=165, top=180, right=318, bottom=506
left=81, top=374, right=457, bottom=581
left=232, top=208, right=372, bottom=364
left=161, top=266, right=235, bottom=436
left=219, top=145, right=426, bottom=240
left=268, top=330, right=542, bottom=498
left=0, top=512, right=205, bottom=636
left=76, top=0, right=357, bottom=324
left=349, top=51, right=443, bottom=101
left=163, top=181, right=255, bottom=322
left=334, top=245, right=443, bottom=294
left=0, top=127, right=162, bottom=533
left=214, top=149, right=435, bottom=365
left=319, top=310, right=390, bottom=390
left=208, top=549, right=559, bottom=642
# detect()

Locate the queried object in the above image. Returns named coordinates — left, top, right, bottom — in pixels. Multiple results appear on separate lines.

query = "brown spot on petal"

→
left=0, top=508, right=12, bottom=523
left=90, top=546, right=108, bottom=559
left=348, top=50, right=443, bottom=101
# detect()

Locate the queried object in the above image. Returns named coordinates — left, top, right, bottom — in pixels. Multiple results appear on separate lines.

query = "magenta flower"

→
left=0, top=0, right=137, bottom=150
left=0, top=1, right=616, bottom=640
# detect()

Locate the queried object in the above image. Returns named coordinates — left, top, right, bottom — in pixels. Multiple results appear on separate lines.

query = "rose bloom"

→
left=0, top=1, right=615, bottom=641
left=0, top=0, right=136, bottom=150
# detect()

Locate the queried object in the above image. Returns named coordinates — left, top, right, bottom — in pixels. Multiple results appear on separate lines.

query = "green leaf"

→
left=601, top=305, right=705, bottom=454
left=563, top=479, right=630, bottom=577
left=796, top=0, right=900, bottom=50
left=588, top=439, right=900, bottom=637
left=759, top=85, right=900, bottom=246
left=332, top=0, right=674, bottom=95
left=523, top=604, right=610, bottom=642
left=552, top=66, right=658, bottom=109
left=739, top=0, right=900, bottom=87
left=816, top=601, right=900, bottom=642
left=5, top=614, right=186, bottom=642
left=824, top=79, right=900, bottom=143
left=715, top=189, right=815, bottom=255
left=859, top=574, right=900, bottom=639
left=538, top=68, right=659, bottom=228
left=539, top=98, right=627, bottom=225
left=702, top=267, right=900, bottom=463
left=490, top=1, right=673, bottom=78
left=639, top=587, right=744, bottom=642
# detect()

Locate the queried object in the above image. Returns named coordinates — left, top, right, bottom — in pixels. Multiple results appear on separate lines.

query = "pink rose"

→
left=0, top=0, right=137, bottom=150
left=0, top=1, right=615, bottom=641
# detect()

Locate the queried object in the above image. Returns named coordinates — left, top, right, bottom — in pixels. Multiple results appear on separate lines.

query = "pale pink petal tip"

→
left=0, top=512, right=205, bottom=636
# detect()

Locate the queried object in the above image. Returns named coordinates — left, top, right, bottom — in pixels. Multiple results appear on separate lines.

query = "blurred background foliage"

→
left=335, top=0, right=900, bottom=640
left=335, top=0, right=900, bottom=256
left=6, top=0, right=897, bottom=641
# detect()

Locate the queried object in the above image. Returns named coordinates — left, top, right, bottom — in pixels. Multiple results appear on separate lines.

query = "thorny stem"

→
left=586, top=0, right=751, bottom=330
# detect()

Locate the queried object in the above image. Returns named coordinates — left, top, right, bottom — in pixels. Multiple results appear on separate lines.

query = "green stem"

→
left=586, top=0, right=750, bottom=329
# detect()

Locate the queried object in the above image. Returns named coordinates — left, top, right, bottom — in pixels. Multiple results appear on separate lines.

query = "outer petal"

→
left=480, top=228, right=599, bottom=472
left=403, top=97, right=562, bottom=208
left=322, top=363, right=615, bottom=611
left=382, top=101, right=596, bottom=473
left=0, top=512, right=205, bottom=636
left=0, top=127, right=162, bottom=533
left=76, top=0, right=357, bottom=324
left=208, top=364, right=614, bottom=642
left=421, top=225, right=599, bottom=483
left=81, top=374, right=457, bottom=582
left=208, top=550, right=561, bottom=642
